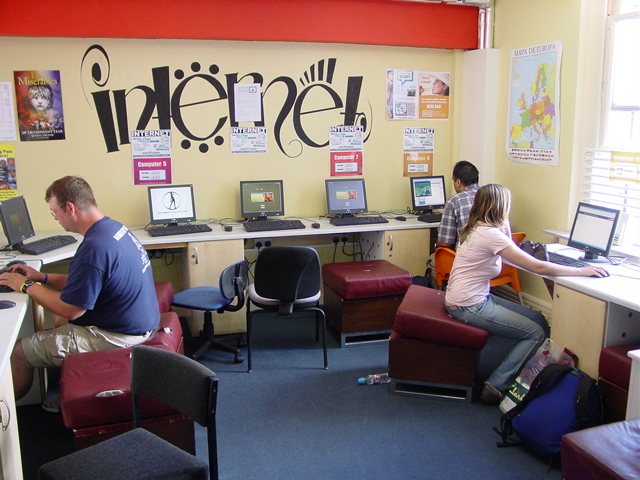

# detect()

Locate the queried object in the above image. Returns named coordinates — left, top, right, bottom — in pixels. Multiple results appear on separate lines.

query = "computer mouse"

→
left=311, top=222, right=321, bottom=229
left=395, top=216, right=407, bottom=221
left=0, top=300, right=16, bottom=309
left=7, top=260, right=26, bottom=267
left=224, top=225, right=233, bottom=232
left=0, top=260, right=26, bottom=275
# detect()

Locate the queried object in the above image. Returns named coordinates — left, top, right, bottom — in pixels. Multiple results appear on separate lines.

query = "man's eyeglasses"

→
left=50, top=204, right=66, bottom=218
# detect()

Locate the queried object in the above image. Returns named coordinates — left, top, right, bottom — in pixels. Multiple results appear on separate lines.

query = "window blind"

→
left=582, top=149, right=640, bottom=247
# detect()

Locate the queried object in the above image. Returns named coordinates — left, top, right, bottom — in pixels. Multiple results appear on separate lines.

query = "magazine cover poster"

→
left=14, top=70, right=65, bottom=141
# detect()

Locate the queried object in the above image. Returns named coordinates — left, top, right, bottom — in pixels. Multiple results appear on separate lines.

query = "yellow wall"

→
left=493, top=0, right=595, bottom=300
left=1, top=0, right=598, bottom=307
left=1, top=38, right=458, bottom=230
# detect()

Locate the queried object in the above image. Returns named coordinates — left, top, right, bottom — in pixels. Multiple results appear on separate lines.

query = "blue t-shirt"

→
left=61, top=217, right=159, bottom=335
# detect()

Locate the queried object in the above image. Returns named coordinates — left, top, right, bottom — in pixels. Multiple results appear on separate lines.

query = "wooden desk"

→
left=0, top=260, right=40, bottom=480
left=542, top=244, right=640, bottom=379
left=4, top=217, right=437, bottom=336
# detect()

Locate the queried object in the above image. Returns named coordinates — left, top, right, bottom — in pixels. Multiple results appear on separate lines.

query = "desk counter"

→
left=0, top=260, right=40, bottom=480
left=541, top=244, right=640, bottom=380
left=4, top=216, right=437, bottom=264
left=545, top=244, right=640, bottom=312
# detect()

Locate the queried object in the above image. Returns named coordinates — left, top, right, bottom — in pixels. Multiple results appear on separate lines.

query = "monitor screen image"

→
left=567, top=202, right=620, bottom=262
left=410, top=175, right=447, bottom=213
left=325, top=178, right=368, bottom=216
left=0, top=195, right=36, bottom=249
left=240, top=180, right=285, bottom=219
left=147, top=184, right=197, bottom=225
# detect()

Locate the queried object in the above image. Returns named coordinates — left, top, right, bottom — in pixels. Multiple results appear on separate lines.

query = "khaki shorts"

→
left=21, top=323, right=152, bottom=368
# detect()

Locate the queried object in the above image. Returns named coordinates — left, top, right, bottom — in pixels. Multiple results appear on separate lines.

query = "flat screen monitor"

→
left=567, top=202, right=620, bottom=262
left=240, top=180, right=285, bottom=219
left=325, top=178, right=368, bottom=216
left=410, top=175, right=447, bottom=213
left=0, top=195, right=36, bottom=250
left=147, top=184, right=197, bottom=226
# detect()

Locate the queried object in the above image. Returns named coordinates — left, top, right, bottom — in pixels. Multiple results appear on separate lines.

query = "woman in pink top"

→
left=444, top=184, right=608, bottom=404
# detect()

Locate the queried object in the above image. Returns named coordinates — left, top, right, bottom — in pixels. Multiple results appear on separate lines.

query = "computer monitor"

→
left=567, top=202, right=620, bottom=262
left=0, top=195, right=36, bottom=250
left=240, top=180, right=285, bottom=220
left=410, top=175, right=447, bottom=214
left=325, top=178, right=368, bottom=216
left=147, top=184, right=197, bottom=226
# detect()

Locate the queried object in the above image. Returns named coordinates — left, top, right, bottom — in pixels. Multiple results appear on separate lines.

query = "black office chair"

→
left=246, top=246, right=328, bottom=372
left=38, top=345, right=219, bottom=480
left=173, top=260, right=248, bottom=363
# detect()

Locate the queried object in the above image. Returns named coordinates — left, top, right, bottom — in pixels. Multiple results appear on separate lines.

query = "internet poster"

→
left=0, top=145, right=17, bottom=200
left=329, top=125, right=363, bottom=176
left=131, top=129, right=172, bottom=185
left=403, top=127, right=435, bottom=176
left=14, top=70, right=66, bottom=141
left=230, top=127, right=267, bottom=154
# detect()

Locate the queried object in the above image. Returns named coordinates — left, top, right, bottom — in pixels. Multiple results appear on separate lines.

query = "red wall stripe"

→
left=0, top=0, right=479, bottom=50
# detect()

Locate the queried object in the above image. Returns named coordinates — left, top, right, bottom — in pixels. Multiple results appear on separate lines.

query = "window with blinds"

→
left=581, top=150, right=640, bottom=248
left=584, top=1, right=640, bottom=251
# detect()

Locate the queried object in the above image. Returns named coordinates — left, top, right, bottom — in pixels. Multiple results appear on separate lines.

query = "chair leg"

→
left=319, top=308, right=328, bottom=370
left=311, top=306, right=329, bottom=370
left=247, top=309, right=254, bottom=373
left=192, top=311, right=244, bottom=364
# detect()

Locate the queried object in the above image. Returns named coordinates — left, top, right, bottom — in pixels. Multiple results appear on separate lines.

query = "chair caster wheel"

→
left=234, top=353, right=244, bottom=364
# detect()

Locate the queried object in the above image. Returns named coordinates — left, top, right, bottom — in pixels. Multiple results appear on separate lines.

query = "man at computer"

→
left=0, top=176, right=159, bottom=410
left=427, top=160, right=479, bottom=288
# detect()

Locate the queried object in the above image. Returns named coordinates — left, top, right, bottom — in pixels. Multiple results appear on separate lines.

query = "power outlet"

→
left=254, top=238, right=272, bottom=249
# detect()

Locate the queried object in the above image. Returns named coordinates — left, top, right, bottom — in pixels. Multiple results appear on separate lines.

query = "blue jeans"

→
left=445, top=295, right=549, bottom=391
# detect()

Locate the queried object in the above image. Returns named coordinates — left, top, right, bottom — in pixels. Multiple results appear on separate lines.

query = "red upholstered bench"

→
left=154, top=281, right=175, bottom=314
left=322, top=260, right=412, bottom=346
left=388, top=285, right=490, bottom=402
left=599, top=342, right=640, bottom=424
left=59, top=311, right=190, bottom=451
left=561, top=418, right=640, bottom=480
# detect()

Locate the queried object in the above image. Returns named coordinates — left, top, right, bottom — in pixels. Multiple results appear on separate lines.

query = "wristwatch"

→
left=20, top=279, right=37, bottom=294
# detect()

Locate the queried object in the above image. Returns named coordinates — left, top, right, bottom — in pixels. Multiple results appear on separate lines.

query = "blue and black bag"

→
left=495, top=363, right=603, bottom=461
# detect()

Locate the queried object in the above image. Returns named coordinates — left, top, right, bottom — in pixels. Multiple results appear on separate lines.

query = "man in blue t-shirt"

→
left=0, top=176, right=159, bottom=403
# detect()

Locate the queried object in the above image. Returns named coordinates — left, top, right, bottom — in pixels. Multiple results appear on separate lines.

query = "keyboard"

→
left=329, top=215, right=389, bottom=226
left=18, top=235, right=78, bottom=255
left=147, top=224, right=213, bottom=237
left=243, top=219, right=306, bottom=232
left=417, top=213, right=443, bottom=223
left=548, top=251, right=591, bottom=268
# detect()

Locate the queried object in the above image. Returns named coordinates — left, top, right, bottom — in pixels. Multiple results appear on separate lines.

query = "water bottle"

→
left=358, top=373, right=391, bottom=385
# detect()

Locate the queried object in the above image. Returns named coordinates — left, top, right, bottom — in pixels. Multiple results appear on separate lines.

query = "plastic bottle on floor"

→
left=358, top=373, right=391, bottom=385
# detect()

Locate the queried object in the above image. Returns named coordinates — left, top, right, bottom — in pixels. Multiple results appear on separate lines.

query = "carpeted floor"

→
left=19, top=314, right=562, bottom=480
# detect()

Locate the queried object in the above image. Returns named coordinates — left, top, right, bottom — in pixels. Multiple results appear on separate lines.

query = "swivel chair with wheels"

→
left=173, top=260, right=248, bottom=363
left=246, top=246, right=328, bottom=372
left=39, top=345, right=220, bottom=480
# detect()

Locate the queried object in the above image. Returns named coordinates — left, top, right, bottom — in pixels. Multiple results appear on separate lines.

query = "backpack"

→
left=494, top=363, right=603, bottom=461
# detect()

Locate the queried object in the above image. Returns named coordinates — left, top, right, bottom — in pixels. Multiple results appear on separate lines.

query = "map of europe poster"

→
left=507, top=42, right=562, bottom=166
left=14, top=70, right=66, bottom=142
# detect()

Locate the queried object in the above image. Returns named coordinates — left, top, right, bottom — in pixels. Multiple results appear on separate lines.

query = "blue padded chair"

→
left=246, top=246, right=328, bottom=372
left=173, top=260, right=249, bottom=363
left=38, top=345, right=219, bottom=480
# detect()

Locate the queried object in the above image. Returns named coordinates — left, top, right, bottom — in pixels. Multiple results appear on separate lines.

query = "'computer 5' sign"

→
left=81, top=45, right=371, bottom=157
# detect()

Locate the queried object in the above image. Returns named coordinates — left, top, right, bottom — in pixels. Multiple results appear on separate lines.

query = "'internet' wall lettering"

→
left=81, top=44, right=372, bottom=157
